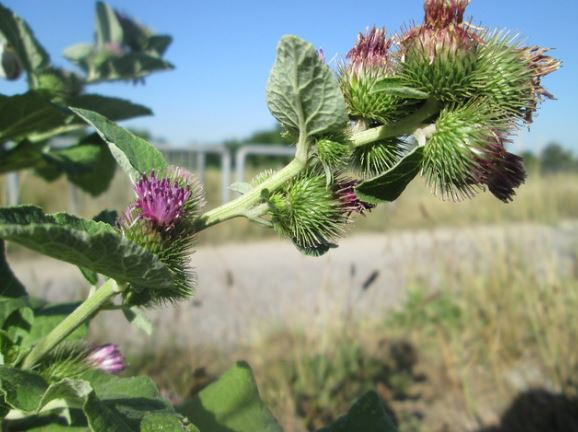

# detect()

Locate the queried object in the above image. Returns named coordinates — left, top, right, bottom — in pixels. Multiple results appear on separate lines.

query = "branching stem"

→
left=350, top=99, right=442, bottom=147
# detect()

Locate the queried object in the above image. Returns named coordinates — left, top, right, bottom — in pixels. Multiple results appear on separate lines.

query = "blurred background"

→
left=1, top=1, right=578, bottom=431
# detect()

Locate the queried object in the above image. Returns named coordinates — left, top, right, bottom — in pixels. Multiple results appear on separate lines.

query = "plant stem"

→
left=194, top=157, right=306, bottom=231
left=194, top=100, right=441, bottom=232
left=351, top=99, right=442, bottom=147
left=22, top=279, right=121, bottom=369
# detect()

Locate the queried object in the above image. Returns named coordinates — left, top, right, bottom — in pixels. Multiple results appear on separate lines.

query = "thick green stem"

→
left=351, top=99, right=442, bottom=147
left=22, top=279, right=121, bottom=369
left=194, top=157, right=306, bottom=231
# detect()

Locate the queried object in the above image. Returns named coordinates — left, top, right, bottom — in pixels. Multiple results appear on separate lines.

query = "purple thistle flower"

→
left=347, top=27, right=393, bottom=75
left=335, top=180, right=375, bottom=216
left=87, top=344, right=126, bottom=374
left=134, top=171, right=192, bottom=229
left=401, top=0, right=480, bottom=62
left=476, top=137, right=526, bottom=203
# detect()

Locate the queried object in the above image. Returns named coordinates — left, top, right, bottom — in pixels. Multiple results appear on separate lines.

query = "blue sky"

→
left=1, top=0, right=577, bottom=153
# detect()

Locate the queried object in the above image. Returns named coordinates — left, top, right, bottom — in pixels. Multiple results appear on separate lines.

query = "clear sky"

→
left=1, top=0, right=577, bottom=153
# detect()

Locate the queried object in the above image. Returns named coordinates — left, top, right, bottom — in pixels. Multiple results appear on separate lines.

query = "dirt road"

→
left=8, top=222, right=578, bottom=351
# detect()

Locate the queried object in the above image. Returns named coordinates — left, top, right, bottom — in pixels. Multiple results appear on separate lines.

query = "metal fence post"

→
left=6, top=173, right=19, bottom=206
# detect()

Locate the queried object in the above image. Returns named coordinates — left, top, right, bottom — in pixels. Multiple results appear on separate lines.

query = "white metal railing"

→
left=2, top=144, right=294, bottom=211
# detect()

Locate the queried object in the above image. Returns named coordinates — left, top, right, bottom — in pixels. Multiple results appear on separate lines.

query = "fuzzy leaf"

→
left=356, top=146, right=424, bottom=204
left=178, top=361, right=282, bottom=432
left=266, top=36, right=348, bottom=143
left=70, top=107, right=167, bottom=182
left=0, top=92, right=67, bottom=143
left=371, top=77, right=429, bottom=99
left=0, top=4, right=50, bottom=76
left=0, top=240, right=26, bottom=298
left=95, top=1, right=123, bottom=46
left=0, top=367, right=47, bottom=414
left=318, top=391, right=398, bottom=432
left=0, top=206, right=173, bottom=289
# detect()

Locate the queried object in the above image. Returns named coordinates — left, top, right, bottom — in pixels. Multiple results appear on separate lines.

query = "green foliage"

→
left=0, top=206, right=174, bottom=290
left=319, top=392, right=398, bottom=432
left=178, top=362, right=283, bottom=432
left=63, top=1, right=173, bottom=84
left=540, top=142, right=578, bottom=174
left=356, top=146, right=424, bottom=204
left=0, top=92, right=67, bottom=145
left=0, top=3, right=49, bottom=84
left=266, top=36, right=348, bottom=145
left=0, top=368, right=190, bottom=431
left=0, top=240, right=26, bottom=298
left=71, top=108, right=168, bottom=182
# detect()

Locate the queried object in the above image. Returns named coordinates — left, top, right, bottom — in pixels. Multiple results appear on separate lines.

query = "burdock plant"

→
left=0, top=0, right=559, bottom=430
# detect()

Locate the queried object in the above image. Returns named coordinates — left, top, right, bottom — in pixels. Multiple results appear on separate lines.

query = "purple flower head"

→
left=347, top=27, right=393, bottom=75
left=134, top=170, right=192, bottom=229
left=87, top=344, right=126, bottom=374
left=335, top=180, right=375, bottom=216
left=476, top=137, right=526, bottom=203
left=401, top=0, right=479, bottom=62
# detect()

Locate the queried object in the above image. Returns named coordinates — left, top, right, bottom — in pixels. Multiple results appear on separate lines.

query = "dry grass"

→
left=128, top=235, right=578, bottom=431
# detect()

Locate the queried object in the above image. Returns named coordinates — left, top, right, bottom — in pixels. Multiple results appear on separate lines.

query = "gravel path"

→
left=8, top=222, right=578, bottom=351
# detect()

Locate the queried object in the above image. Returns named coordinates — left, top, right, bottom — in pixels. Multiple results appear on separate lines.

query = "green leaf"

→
left=0, top=139, right=46, bottom=174
left=0, top=4, right=50, bottom=76
left=0, top=367, right=48, bottom=413
left=69, top=108, right=167, bottom=182
left=67, top=94, right=152, bottom=122
left=266, top=35, right=348, bottom=144
left=40, top=134, right=117, bottom=196
left=371, top=77, right=430, bottom=99
left=0, top=206, right=174, bottom=290
left=0, top=92, right=67, bottom=143
left=95, top=1, right=123, bottom=46
left=318, top=391, right=398, bottom=432
left=142, top=413, right=199, bottom=432
left=85, top=371, right=183, bottom=431
left=0, top=240, right=26, bottom=298
left=355, top=146, right=424, bottom=204
left=122, top=306, right=153, bottom=336
left=178, top=361, right=283, bottom=432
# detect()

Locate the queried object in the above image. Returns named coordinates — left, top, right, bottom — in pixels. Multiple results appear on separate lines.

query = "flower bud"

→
left=316, top=139, right=352, bottom=169
left=334, top=180, right=375, bottom=215
left=470, top=34, right=560, bottom=124
left=400, top=0, right=480, bottom=101
left=421, top=102, right=506, bottom=200
left=87, top=344, right=126, bottom=374
left=351, top=138, right=405, bottom=178
left=268, top=170, right=356, bottom=255
left=339, top=27, right=403, bottom=123
left=119, top=167, right=204, bottom=306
